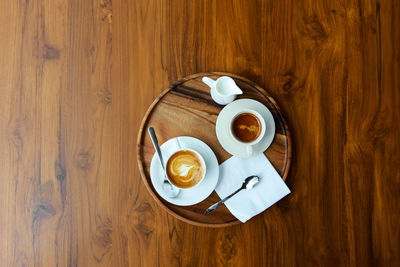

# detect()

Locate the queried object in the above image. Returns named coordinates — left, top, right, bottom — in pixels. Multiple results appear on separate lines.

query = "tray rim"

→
left=136, top=72, right=292, bottom=227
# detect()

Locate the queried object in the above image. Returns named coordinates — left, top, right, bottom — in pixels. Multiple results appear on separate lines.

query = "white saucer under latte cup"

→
left=150, top=136, right=220, bottom=206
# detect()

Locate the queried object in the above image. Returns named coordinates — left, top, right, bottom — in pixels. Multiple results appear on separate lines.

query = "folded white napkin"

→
left=215, top=154, right=291, bottom=222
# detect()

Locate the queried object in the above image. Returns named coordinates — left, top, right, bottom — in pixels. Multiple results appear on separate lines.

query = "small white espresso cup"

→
left=229, top=109, right=266, bottom=157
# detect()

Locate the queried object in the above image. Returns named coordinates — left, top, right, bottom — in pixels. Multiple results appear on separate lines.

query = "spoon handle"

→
left=148, top=127, right=165, bottom=170
left=205, top=186, right=244, bottom=214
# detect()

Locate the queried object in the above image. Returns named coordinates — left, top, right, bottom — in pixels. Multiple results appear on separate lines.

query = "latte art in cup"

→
left=166, top=150, right=206, bottom=188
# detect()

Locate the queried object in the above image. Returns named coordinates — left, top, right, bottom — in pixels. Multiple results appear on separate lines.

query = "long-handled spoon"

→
left=148, top=127, right=180, bottom=198
left=205, top=175, right=259, bottom=214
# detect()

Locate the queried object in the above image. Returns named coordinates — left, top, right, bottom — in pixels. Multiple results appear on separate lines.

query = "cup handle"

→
left=202, top=77, right=216, bottom=88
left=174, top=137, right=182, bottom=150
left=246, top=145, right=253, bottom=157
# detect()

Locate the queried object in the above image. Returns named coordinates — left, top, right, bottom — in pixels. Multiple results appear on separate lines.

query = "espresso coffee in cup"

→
left=166, top=149, right=206, bottom=189
left=232, top=112, right=262, bottom=143
left=229, top=109, right=266, bottom=156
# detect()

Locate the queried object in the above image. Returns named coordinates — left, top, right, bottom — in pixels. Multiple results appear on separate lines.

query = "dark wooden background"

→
left=0, top=0, right=399, bottom=266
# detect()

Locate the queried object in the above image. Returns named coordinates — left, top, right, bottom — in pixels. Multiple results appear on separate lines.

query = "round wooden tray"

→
left=137, top=72, right=291, bottom=227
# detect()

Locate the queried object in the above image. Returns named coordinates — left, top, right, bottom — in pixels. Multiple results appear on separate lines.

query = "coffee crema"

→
left=232, top=112, right=261, bottom=143
left=166, top=150, right=205, bottom=188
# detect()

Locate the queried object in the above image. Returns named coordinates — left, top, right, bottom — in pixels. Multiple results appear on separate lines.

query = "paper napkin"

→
left=215, top=154, right=291, bottom=222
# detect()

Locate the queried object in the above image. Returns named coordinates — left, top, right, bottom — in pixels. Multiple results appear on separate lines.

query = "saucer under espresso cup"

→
left=216, top=99, right=276, bottom=158
left=150, top=136, right=219, bottom=206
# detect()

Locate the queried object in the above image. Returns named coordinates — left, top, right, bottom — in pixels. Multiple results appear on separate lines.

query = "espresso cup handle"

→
left=246, top=145, right=253, bottom=157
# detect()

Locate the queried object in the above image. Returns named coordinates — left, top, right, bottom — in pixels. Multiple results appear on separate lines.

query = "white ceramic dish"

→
left=216, top=99, right=275, bottom=158
left=150, top=136, right=219, bottom=206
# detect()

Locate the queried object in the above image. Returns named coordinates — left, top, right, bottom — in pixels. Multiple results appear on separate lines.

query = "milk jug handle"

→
left=202, top=77, right=216, bottom=88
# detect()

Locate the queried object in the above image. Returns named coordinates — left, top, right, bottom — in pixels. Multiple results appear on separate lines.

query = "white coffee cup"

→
left=164, top=138, right=207, bottom=189
left=229, top=109, right=266, bottom=157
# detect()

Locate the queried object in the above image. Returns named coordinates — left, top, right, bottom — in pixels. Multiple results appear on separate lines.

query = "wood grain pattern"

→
left=137, top=72, right=291, bottom=227
left=0, top=0, right=399, bottom=266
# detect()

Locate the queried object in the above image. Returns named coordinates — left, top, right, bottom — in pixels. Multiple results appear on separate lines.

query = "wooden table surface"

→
left=1, top=0, right=399, bottom=266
